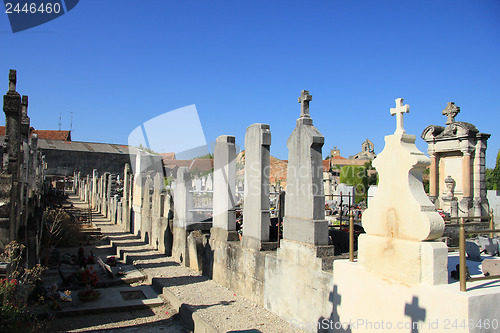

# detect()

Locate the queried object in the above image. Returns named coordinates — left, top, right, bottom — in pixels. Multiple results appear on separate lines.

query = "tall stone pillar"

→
left=122, top=163, right=131, bottom=232
left=92, top=169, right=98, bottom=209
left=460, top=150, right=472, bottom=216
left=242, top=124, right=271, bottom=250
left=283, top=90, right=328, bottom=246
left=172, top=167, right=192, bottom=265
left=429, top=153, right=437, bottom=200
left=151, top=173, right=163, bottom=249
left=141, top=176, right=153, bottom=243
left=2, top=70, right=22, bottom=242
left=212, top=135, right=237, bottom=240
left=20, top=96, right=29, bottom=225
left=474, top=136, right=489, bottom=216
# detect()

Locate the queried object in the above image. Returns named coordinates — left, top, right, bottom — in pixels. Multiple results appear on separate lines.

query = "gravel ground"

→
left=49, top=195, right=305, bottom=333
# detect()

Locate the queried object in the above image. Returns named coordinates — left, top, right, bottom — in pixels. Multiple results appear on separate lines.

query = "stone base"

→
left=277, top=239, right=334, bottom=271
left=459, top=197, right=472, bottom=217
left=187, top=230, right=205, bottom=274
left=358, top=234, right=448, bottom=285
left=241, top=235, right=279, bottom=251
left=283, top=216, right=329, bottom=246
left=210, top=227, right=239, bottom=242
left=482, top=258, right=500, bottom=276
left=333, top=260, right=500, bottom=333
left=172, top=226, right=189, bottom=266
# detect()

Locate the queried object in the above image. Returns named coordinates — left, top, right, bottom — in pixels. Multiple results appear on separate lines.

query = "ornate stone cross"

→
left=442, top=102, right=460, bottom=125
left=298, top=90, right=312, bottom=118
left=390, top=98, right=409, bottom=134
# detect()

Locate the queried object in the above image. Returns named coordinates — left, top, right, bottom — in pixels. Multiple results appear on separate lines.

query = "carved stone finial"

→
left=21, top=95, right=28, bottom=107
left=444, top=175, right=456, bottom=198
left=442, top=102, right=460, bottom=125
left=298, top=90, right=312, bottom=118
left=8, top=69, right=16, bottom=92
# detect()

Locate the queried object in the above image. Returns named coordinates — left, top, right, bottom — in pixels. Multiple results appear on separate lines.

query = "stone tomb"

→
left=422, top=102, right=490, bottom=217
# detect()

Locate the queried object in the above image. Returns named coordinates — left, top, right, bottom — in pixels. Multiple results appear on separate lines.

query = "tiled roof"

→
left=163, top=159, right=213, bottom=173
left=159, top=152, right=176, bottom=161
left=0, top=127, right=71, bottom=141
left=33, top=129, right=71, bottom=141
left=323, top=160, right=331, bottom=171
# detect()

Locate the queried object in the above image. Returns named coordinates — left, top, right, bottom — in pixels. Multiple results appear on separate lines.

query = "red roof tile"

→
left=0, top=126, right=71, bottom=141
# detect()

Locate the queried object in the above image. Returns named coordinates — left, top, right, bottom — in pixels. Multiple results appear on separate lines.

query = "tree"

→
left=487, top=149, right=500, bottom=190
left=339, top=165, right=368, bottom=203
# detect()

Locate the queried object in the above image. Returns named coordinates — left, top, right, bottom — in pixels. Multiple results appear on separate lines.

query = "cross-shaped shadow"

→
left=317, top=285, right=351, bottom=332
left=404, top=296, right=426, bottom=333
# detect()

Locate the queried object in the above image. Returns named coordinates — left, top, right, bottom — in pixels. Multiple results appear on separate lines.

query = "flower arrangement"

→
left=74, top=267, right=98, bottom=287
left=105, top=256, right=117, bottom=267
left=77, top=289, right=100, bottom=301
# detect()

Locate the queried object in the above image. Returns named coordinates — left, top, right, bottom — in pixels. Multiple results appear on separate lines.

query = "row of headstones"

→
left=172, top=122, right=299, bottom=250
left=172, top=89, right=329, bottom=249
left=75, top=170, right=121, bottom=223
left=191, top=174, right=213, bottom=192
left=0, top=69, right=45, bottom=251
left=75, top=163, right=175, bottom=254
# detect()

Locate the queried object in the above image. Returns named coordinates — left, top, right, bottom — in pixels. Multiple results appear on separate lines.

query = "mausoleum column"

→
left=462, top=150, right=471, bottom=199
left=429, top=153, right=437, bottom=198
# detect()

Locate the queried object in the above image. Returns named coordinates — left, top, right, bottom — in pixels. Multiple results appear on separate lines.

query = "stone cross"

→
left=8, top=69, right=16, bottom=92
left=390, top=98, right=409, bottom=135
left=442, top=102, right=460, bottom=125
left=298, top=90, right=312, bottom=118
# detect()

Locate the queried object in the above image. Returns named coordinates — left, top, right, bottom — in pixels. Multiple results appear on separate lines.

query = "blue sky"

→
left=1, top=0, right=499, bottom=167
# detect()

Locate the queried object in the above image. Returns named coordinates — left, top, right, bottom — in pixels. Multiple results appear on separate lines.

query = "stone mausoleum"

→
left=422, top=102, right=490, bottom=217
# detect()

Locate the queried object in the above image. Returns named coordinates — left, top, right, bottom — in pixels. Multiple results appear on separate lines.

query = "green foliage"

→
left=489, top=149, right=500, bottom=190
left=339, top=165, right=368, bottom=203
left=195, top=153, right=213, bottom=159
left=137, top=144, right=159, bottom=155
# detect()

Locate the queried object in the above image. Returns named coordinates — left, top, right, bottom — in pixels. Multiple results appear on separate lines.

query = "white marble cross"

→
left=390, top=98, right=409, bottom=134
left=298, top=90, right=312, bottom=118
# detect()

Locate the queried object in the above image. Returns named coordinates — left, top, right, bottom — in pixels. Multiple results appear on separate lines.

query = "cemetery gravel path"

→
left=52, top=194, right=306, bottom=333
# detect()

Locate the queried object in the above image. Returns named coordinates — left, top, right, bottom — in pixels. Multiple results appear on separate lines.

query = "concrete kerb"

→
left=162, top=288, right=219, bottom=333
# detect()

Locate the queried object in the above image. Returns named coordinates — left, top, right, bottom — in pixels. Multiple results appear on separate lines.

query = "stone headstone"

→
left=465, top=241, right=482, bottom=261
left=478, top=236, right=499, bottom=256
left=212, top=135, right=236, bottom=233
left=194, top=178, right=202, bottom=192
left=283, top=90, right=328, bottom=246
left=242, top=123, right=271, bottom=249
left=206, top=173, right=213, bottom=191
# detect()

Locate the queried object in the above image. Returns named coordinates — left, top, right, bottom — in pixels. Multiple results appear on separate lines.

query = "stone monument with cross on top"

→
left=359, top=97, right=447, bottom=285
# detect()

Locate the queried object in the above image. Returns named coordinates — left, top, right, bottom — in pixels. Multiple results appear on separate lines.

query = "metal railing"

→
left=456, top=212, right=500, bottom=291
left=349, top=211, right=355, bottom=262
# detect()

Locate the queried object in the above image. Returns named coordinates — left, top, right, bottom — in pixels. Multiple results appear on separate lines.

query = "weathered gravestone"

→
left=242, top=123, right=272, bottom=250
